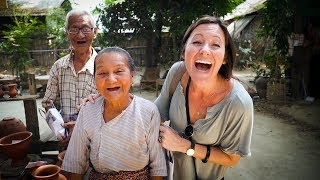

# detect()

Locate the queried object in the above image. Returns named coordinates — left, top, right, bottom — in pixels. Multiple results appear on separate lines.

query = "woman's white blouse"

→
left=62, top=96, right=167, bottom=177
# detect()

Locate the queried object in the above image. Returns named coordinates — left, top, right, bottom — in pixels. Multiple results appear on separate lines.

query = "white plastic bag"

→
left=46, top=107, right=66, bottom=140
left=39, top=100, right=66, bottom=140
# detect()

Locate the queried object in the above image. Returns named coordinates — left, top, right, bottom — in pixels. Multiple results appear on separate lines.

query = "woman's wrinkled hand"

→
left=159, top=124, right=189, bottom=153
left=77, top=93, right=101, bottom=111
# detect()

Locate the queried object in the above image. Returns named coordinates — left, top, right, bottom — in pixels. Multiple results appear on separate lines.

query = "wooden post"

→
left=291, top=14, right=304, bottom=99
left=28, top=73, right=36, bottom=95
left=23, top=96, right=41, bottom=154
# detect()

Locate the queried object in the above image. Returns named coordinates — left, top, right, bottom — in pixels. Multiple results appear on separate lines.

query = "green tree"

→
left=46, top=0, right=72, bottom=56
left=257, top=0, right=295, bottom=79
left=259, top=0, right=294, bottom=56
left=96, top=0, right=243, bottom=68
left=0, top=6, right=45, bottom=76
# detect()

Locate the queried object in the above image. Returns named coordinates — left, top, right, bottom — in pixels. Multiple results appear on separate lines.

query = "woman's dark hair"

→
left=94, top=46, right=136, bottom=76
left=180, top=15, right=236, bottom=80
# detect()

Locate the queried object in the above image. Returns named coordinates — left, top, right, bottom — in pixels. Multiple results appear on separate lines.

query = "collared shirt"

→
left=61, top=96, right=167, bottom=177
left=42, top=49, right=98, bottom=122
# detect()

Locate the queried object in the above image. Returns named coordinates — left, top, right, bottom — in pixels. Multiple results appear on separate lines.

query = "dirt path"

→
left=225, top=102, right=320, bottom=180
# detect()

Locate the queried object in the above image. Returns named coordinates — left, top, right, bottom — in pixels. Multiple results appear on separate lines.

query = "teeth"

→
left=196, top=60, right=212, bottom=65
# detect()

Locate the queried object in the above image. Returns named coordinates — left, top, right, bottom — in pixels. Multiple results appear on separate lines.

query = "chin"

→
left=191, top=73, right=214, bottom=82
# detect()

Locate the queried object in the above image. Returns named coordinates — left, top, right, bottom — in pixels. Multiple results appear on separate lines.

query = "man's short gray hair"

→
left=65, top=9, right=96, bottom=30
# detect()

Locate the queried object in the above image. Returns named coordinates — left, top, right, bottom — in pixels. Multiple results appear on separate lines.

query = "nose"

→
left=76, top=30, right=86, bottom=38
left=107, top=74, right=117, bottom=83
left=199, top=43, right=210, bottom=56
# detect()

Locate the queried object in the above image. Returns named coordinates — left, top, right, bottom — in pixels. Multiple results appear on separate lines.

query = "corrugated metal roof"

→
left=227, top=16, right=255, bottom=39
left=223, top=0, right=266, bottom=21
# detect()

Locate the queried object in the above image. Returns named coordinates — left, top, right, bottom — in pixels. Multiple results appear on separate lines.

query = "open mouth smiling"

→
left=195, top=60, right=212, bottom=71
left=107, top=87, right=120, bottom=91
left=77, top=40, right=87, bottom=44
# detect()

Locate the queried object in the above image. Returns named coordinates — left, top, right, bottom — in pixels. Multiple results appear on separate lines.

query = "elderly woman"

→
left=61, top=47, right=167, bottom=179
left=156, top=15, right=253, bottom=180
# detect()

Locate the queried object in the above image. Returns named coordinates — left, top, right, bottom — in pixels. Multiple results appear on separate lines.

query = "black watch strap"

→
left=202, top=145, right=211, bottom=163
left=190, top=141, right=195, bottom=149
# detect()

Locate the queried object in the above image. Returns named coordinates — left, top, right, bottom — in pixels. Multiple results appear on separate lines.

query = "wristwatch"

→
left=186, top=141, right=195, bottom=156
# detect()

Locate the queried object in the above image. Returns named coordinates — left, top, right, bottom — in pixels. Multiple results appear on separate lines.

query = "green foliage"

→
left=259, top=0, right=294, bottom=56
left=264, top=51, right=288, bottom=79
left=46, top=8, right=69, bottom=49
left=45, top=1, right=72, bottom=57
left=253, top=50, right=288, bottom=79
left=0, top=6, right=45, bottom=75
left=96, top=0, right=244, bottom=66
left=237, top=44, right=255, bottom=70
left=256, top=0, right=295, bottom=80
left=60, top=0, right=72, bottom=12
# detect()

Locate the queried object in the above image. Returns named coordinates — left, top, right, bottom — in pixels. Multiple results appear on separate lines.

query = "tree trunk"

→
left=291, top=13, right=305, bottom=99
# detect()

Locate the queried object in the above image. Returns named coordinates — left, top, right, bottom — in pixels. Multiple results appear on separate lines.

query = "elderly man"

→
left=42, top=9, right=99, bottom=147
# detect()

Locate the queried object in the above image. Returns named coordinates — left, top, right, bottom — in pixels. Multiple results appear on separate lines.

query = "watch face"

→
left=187, top=149, right=195, bottom=156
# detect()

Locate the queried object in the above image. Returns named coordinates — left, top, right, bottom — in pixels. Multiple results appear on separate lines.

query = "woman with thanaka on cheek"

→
left=61, top=47, right=167, bottom=180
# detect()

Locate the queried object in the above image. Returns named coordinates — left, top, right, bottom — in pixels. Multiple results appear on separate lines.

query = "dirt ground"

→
left=1, top=68, right=320, bottom=179
left=224, top=100, right=320, bottom=180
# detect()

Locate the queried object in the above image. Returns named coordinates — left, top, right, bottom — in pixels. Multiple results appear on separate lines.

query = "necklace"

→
left=189, top=80, right=231, bottom=119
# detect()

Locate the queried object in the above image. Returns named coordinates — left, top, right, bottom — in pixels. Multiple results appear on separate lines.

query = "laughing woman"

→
left=61, top=47, right=167, bottom=180
left=155, top=15, right=253, bottom=180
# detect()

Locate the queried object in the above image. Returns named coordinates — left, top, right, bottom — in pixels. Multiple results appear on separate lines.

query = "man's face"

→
left=66, top=14, right=97, bottom=50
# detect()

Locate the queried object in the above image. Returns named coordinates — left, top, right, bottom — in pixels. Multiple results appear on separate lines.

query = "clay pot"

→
left=0, top=84, right=4, bottom=98
left=32, top=164, right=67, bottom=180
left=0, top=131, right=32, bottom=167
left=255, top=76, right=269, bottom=99
left=0, top=116, right=27, bottom=138
left=7, top=83, right=18, bottom=98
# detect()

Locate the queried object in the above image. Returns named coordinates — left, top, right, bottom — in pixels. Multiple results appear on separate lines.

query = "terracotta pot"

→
left=0, top=84, right=4, bottom=98
left=0, top=131, right=32, bottom=167
left=32, top=164, right=67, bottom=180
left=0, top=116, right=27, bottom=138
left=7, top=83, right=18, bottom=98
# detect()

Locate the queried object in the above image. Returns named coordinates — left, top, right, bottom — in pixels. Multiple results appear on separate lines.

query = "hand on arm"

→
left=159, top=124, right=190, bottom=153
left=159, top=124, right=240, bottom=166
left=78, top=93, right=100, bottom=108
